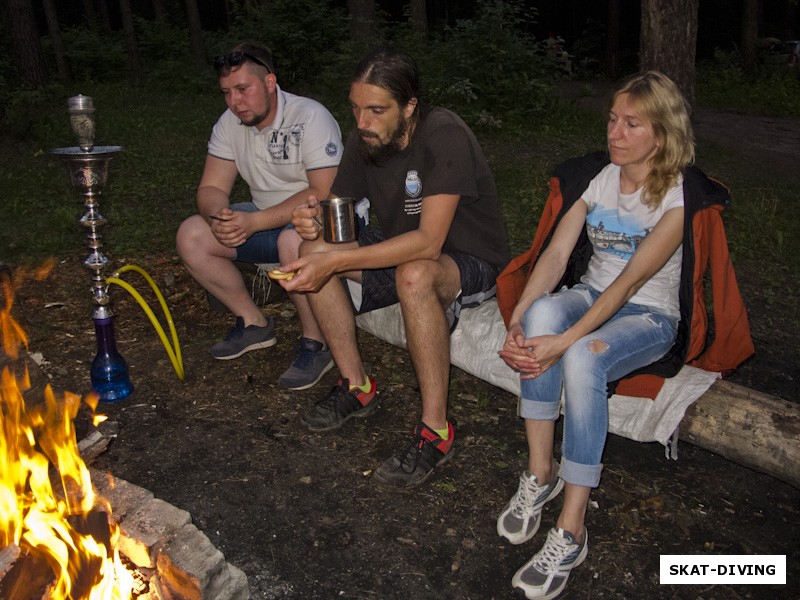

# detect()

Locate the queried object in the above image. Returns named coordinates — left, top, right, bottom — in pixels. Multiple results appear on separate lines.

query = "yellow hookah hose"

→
left=105, top=265, right=184, bottom=380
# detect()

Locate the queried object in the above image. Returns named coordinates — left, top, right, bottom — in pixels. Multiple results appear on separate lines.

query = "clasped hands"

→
left=209, top=207, right=255, bottom=248
left=498, top=323, right=567, bottom=380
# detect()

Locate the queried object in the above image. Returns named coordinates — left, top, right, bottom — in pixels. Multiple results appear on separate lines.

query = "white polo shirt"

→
left=207, top=84, right=342, bottom=209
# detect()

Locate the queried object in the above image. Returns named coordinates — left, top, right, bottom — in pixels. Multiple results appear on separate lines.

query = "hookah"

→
left=51, top=95, right=184, bottom=402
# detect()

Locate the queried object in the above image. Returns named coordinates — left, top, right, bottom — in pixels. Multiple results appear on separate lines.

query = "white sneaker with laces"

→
left=511, top=527, right=588, bottom=600
left=497, top=466, right=564, bottom=544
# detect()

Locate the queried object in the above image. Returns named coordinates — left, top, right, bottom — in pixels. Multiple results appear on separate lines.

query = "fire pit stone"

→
left=117, top=497, right=192, bottom=569
left=90, top=468, right=156, bottom=520
left=87, top=468, right=249, bottom=599
left=154, top=524, right=249, bottom=600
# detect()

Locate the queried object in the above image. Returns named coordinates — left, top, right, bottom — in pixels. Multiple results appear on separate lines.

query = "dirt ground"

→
left=10, top=96, right=800, bottom=599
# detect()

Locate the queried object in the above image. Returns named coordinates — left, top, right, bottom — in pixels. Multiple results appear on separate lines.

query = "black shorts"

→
left=348, top=229, right=502, bottom=328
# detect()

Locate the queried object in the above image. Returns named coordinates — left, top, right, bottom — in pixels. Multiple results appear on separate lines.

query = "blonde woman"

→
left=496, top=71, right=695, bottom=600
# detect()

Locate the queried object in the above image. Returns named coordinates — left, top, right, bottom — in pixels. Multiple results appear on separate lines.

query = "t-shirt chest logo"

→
left=404, top=170, right=422, bottom=215
left=405, top=170, right=422, bottom=197
left=267, top=124, right=304, bottom=162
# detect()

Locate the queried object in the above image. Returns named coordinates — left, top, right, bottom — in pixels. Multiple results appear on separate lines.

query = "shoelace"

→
left=223, top=322, right=244, bottom=341
left=292, top=344, right=316, bottom=369
left=314, top=382, right=352, bottom=408
left=510, top=476, right=540, bottom=518
left=533, top=530, right=576, bottom=574
left=399, top=431, right=430, bottom=474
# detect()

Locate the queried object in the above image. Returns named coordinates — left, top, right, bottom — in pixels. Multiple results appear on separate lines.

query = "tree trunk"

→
left=118, top=0, right=144, bottom=81
left=96, top=0, right=112, bottom=32
left=410, top=0, right=427, bottom=37
left=42, top=0, right=71, bottom=80
left=82, top=0, right=97, bottom=30
left=605, top=0, right=621, bottom=79
left=4, top=0, right=48, bottom=89
left=639, top=0, right=699, bottom=110
left=348, top=0, right=377, bottom=45
left=740, top=0, right=759, bottom=73
left=152, top=0, right=167, bottom=22
left=184, top=0, right=207, bottom=71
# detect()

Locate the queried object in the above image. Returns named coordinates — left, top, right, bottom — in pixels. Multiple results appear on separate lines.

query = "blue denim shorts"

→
left=229, top=202, right=285, bottom=264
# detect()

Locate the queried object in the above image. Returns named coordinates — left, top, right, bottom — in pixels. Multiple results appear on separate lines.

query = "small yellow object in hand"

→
left=267, top=269, right=297, bottom=281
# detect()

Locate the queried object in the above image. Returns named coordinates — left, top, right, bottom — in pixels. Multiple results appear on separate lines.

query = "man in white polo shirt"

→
left=176, top=40, right=342, bottom=390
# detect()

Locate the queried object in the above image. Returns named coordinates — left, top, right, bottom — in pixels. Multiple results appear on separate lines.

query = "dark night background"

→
left=29, top=1, right=800, bottom=66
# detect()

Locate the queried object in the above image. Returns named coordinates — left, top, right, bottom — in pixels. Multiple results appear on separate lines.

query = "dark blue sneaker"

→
left=277, top=337, right=334, bottom=390
left=209, top=316, right=276, bottom=360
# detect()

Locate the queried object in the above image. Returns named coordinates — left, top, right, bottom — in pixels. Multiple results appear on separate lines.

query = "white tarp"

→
left=355, top=294, right=720, bottom=448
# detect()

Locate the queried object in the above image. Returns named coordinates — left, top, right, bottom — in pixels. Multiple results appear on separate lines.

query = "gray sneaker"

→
left=511, top=527, right=588, bottom=600
left=497, top=466, right=564, bottom=544
left=209, top=316, right=276, bottom=360
left=277, top=337, right=334, bottom=390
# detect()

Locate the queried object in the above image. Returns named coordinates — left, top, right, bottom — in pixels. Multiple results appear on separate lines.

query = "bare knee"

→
left=395, top=260, right=436, bottom=301
left=278, top=227, right=303, bottom=263
left=587, top=338, right=608, bottom=354
left=298, top=236, right=329, bottom=258
left=176, top=215, right=208, bottom=262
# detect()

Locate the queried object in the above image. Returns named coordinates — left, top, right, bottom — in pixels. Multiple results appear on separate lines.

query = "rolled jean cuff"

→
left=561, top=458, right=603, bottom=488
left=518, top=397, right=561, bottom=420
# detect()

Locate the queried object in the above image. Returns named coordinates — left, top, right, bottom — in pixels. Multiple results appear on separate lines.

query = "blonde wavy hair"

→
left=612, top=71, right=695, bottom=208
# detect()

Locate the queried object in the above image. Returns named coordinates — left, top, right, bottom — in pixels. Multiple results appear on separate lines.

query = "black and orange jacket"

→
left=496, top=151, right=754, bottom=399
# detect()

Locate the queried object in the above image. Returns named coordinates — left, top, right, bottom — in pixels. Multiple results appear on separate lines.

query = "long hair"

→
left=612, top=71, right=695, bottom=208
left=352, top=47, right=423, bottom=122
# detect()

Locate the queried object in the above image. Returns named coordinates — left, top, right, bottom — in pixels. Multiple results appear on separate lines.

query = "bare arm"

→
left=283, top=193, right=460, bottom=292
left=505, top=205, right=685, bottom=377
left=196, top=155, right=238, bottom=222
left=235, top=166, right=337, bottom=235
left=197, top=155, right=336, bottom=248
left=507, top=201, right=589, bottom=330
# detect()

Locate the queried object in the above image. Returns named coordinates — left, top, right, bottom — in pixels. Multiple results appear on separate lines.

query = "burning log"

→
left=0, top=545, right=53, bottom=600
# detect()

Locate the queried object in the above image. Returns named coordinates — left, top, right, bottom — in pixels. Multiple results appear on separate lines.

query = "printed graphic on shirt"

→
left=267, top=124, right=305, bottom=163
left=405, top=170, right=422, bottom=197
left=325, top=142, right=338, bottom=157
left=403, top=170, right=423, bottom=215
left=586, top=207, right=652, bottom=260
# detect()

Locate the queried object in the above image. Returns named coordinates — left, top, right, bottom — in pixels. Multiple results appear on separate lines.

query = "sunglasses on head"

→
left=213, top=51, right=271, bottom=73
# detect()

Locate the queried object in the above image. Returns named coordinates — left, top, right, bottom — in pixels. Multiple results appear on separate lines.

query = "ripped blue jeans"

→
left=518, top=284, right=678, bottom=488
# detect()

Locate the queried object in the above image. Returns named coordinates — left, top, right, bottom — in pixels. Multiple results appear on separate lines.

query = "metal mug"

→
left=319, top=197, right=357, bottom=243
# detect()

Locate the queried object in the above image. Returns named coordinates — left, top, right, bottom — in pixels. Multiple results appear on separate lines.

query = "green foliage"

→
left=57, top=26, right=128, bottom=82
left=696, top=52, right=800, bottom=117
left=219, top=0, right=352, bottom=95
left=0, top=0, right=797, bottom=311
left=396, top=0, right=556, bottom=129
left=2, top=84, right=69, bottom=145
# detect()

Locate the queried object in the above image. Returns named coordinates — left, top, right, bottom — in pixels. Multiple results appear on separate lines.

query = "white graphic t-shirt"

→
left=207, top=84, right=342, bottom=209
left=580, top=163, right=684, bottom=318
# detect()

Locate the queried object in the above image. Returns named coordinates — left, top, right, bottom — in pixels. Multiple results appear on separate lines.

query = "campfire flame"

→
left=1, top=265, right=134, bottom=599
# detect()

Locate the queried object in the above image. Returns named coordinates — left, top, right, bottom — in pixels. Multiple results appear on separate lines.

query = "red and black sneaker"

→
left=373, top=419, right=456, bottom=488
left=301, top=377, right=377, bottom=432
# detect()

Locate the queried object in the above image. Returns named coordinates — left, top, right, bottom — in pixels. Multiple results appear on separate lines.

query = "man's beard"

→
left=238, top=92, right=271, bottom=128
left=358, top=115, right=409, bottom=165
left=240, top=111, right=268, bottom=127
